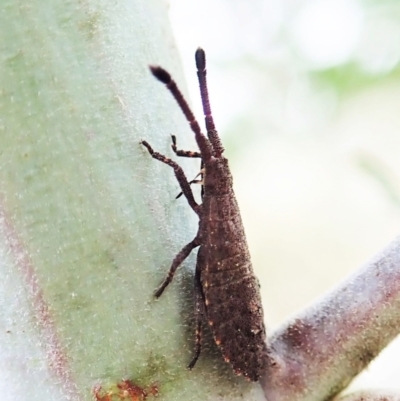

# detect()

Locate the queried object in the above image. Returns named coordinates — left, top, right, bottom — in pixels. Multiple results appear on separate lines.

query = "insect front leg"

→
left=141, top=140, right=200, bottom=214
left=154, top=238, right=200, bottom=298
left=188, top=265, right=206, bottom=370
left=170, top=135, right=201, bottom=158
left=171, top=134, right=205, bottom=200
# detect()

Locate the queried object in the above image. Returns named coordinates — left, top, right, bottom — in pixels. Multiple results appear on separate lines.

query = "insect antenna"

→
left=195, top=48, right=224, bottom=157
left=149, top=65, right=212, bottom=161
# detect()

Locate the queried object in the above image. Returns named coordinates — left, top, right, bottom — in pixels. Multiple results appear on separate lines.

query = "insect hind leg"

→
left=154, top=238, right=200, bottom=298
left=188, top=266, right=206, bottom=370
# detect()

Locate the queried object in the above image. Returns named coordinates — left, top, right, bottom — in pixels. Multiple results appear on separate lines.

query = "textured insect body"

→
left=141, top=49, right=267, bottom=381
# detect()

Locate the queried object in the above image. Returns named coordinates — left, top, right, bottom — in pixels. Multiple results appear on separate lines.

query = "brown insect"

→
left=141, top=48, right=267, bottom=381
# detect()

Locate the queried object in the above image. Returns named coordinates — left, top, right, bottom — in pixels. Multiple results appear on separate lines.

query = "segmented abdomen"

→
left=199, top=193, right=267, bottom=381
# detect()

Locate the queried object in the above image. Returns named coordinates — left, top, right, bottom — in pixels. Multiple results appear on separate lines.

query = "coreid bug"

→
left=141, top=48, right=267, bottom=381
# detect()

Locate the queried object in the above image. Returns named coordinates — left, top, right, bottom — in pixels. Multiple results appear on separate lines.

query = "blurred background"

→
left=168, top=0, right=400, bottom=393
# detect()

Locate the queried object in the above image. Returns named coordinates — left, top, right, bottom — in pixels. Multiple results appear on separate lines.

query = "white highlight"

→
left=291, top=0, right=364, bottom=68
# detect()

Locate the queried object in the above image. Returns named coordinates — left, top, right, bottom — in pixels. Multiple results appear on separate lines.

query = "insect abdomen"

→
left=199, top=188, right=267, bottom=381
left=201, top=262, right=266, bottom=380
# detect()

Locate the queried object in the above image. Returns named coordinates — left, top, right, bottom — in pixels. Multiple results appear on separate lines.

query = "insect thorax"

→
left=203, top=156, right=233, bottom=196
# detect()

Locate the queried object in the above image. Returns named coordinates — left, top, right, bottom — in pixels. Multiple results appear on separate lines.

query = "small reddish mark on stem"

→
left=93, top=380, right=159, bottom=401
left=93, top=384, right=113, bottom=401
left=118, top=380, right=146, bottom=400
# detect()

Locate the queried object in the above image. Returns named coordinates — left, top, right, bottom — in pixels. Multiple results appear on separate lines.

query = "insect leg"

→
left=175, top=179, right=202, bottom=199
left=176, top=168, right=204, bottom=199
left=172, top=131, right=205, bottom=199
left=172, top=132, right=205, bottom=199
left=154, top=238, right=200, bottom=298
left=171, top=135, right=201, bottom=158
left=141, top=140, right=200, bottom=214
left=188, top=265, right=205, bottom=370
left=195, top=48, right=224, bottom=157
